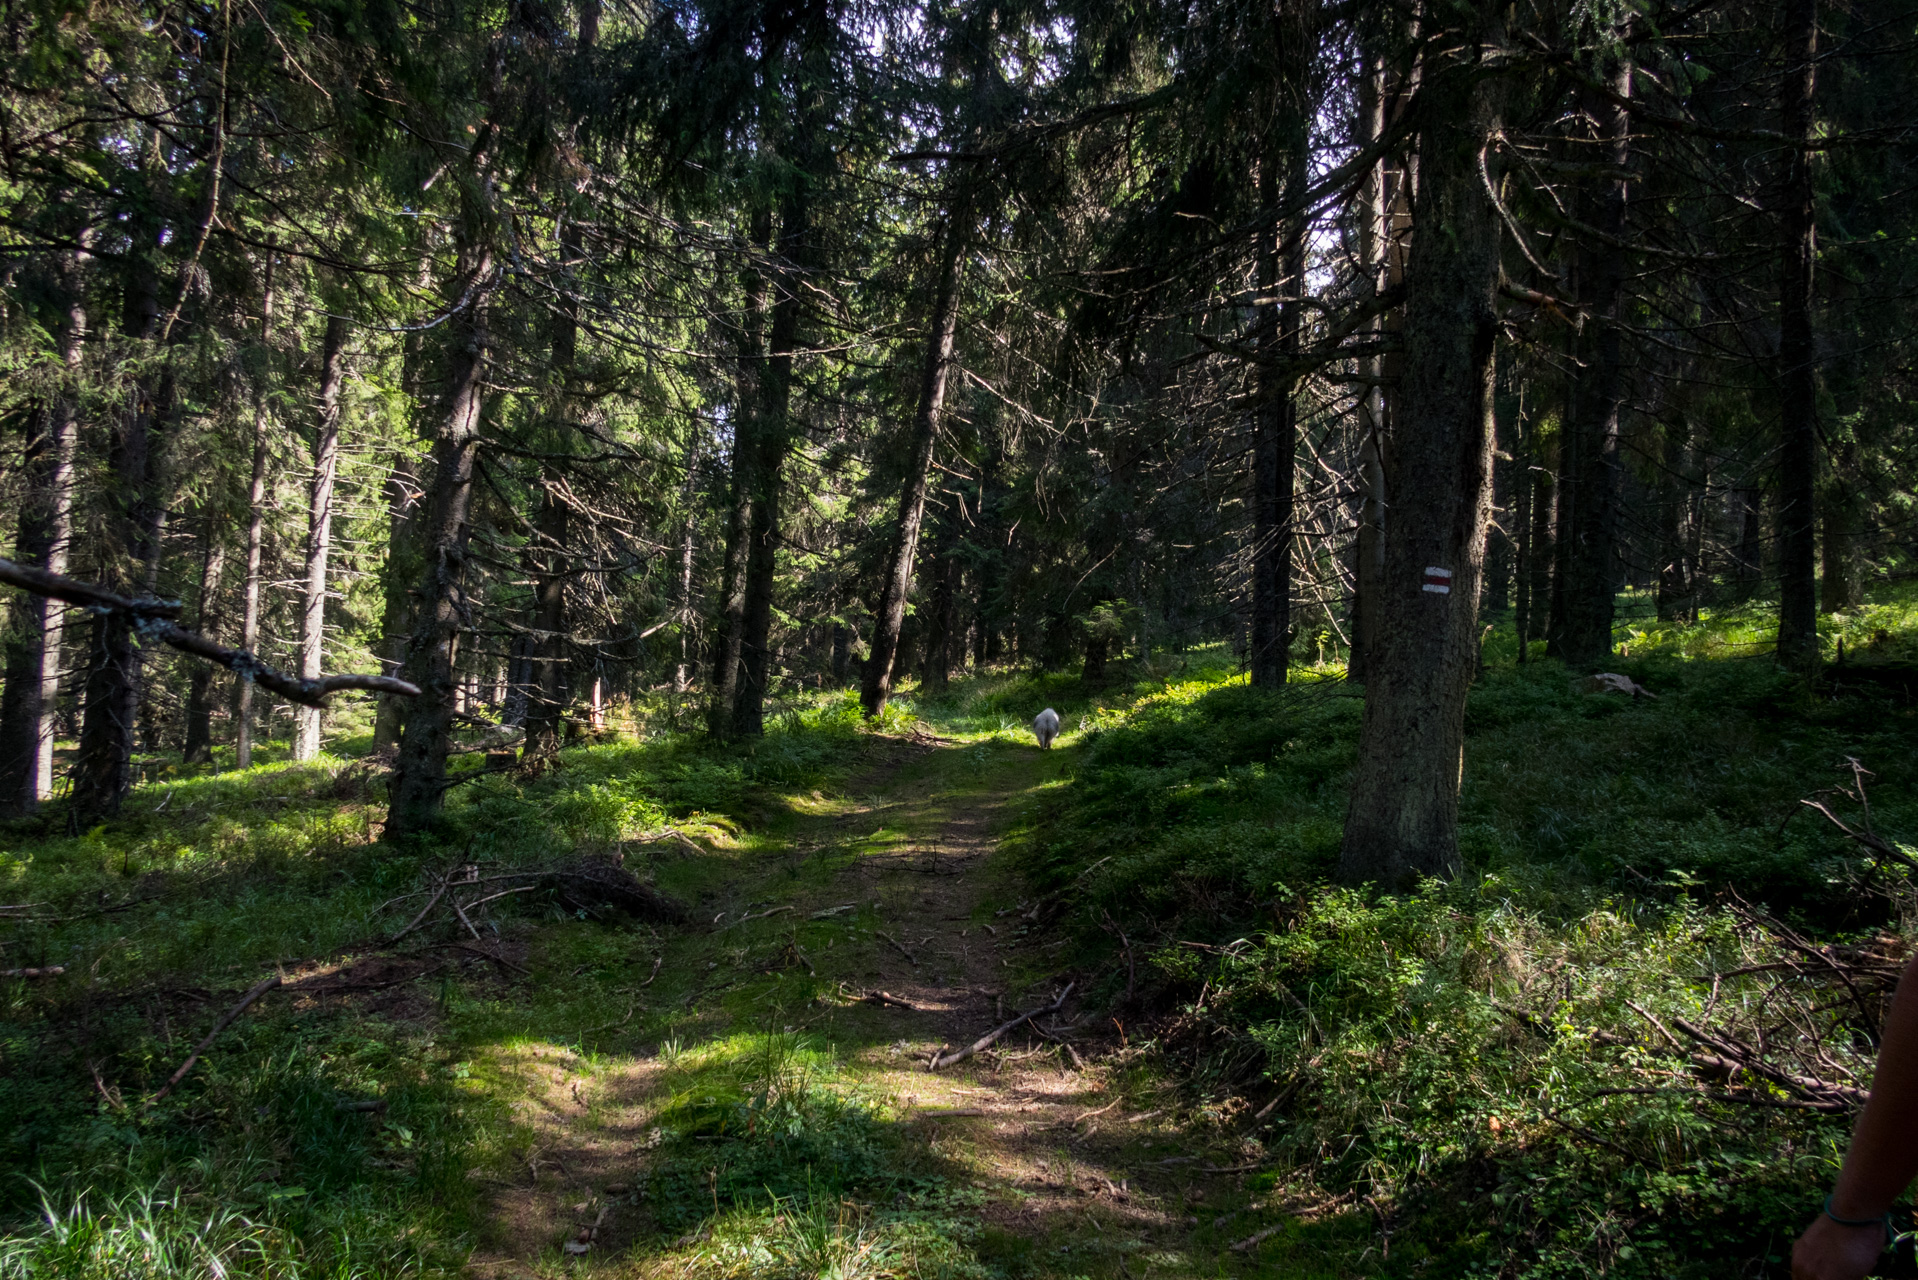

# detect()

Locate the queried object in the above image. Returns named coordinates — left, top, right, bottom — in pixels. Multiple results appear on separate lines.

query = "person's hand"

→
left=1792, top=1213, right=1887, bottom=1280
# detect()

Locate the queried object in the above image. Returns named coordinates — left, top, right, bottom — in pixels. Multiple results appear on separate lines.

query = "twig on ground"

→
left=451, top=895, right=484, bottom=942
left=639, top=954, right=664, bottom=987
left=877, top=930, right=919, bottom=966
left=389, top=881, right=450, bottom=944
left=930, top=983, right=1075, bottom=1071
left=719, top=905, right=794, bottom=929
left=152, top=975, right=282, bottom=1101
left=1230, top=1222, right=1286, bottom=1253
left=2, top=966, right=65, bottom=978
left=859, top=990, right=920, bottom=1010
left=445, top=943, right=531, bottom=976
left=462, top=885, right=538, bottom=912
left=1072, top=1096, right=1124, bottom=1123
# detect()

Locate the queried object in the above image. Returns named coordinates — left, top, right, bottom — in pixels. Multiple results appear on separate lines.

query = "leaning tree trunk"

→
left=293, top=315, right=348, bottom=761
left=1775, top=0, right=1820, bottom=669
left=0, top=267, right=83, bottom=813
left=1337, top=16, right=1505, bottom=890
left=384, top=243, right=493, bottom=841
left=861, top=185, right=970, bottom=718
left=1553, top=60, right=1632, bottom=667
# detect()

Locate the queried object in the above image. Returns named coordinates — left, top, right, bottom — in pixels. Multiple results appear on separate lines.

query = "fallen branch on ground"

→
left=152, top=975, right=282, bottom=1102
left=859, top=989, right=920, bottom=1010
left=877, top=930, right=919, bottom=966
left=2, top=966, right=65, bottom=978
left=0, top=556, right=418, bottom=709
left=930, top=983, right=1075, bottom=1070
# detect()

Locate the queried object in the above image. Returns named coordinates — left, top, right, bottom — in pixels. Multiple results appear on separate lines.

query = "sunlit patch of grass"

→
left=665, top=1191, right=990, bottom=1280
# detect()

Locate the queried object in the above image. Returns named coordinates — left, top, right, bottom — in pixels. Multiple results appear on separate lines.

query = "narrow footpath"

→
left=468, top=731, right=1275, bottom=1278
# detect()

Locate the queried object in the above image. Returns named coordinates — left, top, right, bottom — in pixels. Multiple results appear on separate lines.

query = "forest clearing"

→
left=5, top=0, right=1918, bottom=1276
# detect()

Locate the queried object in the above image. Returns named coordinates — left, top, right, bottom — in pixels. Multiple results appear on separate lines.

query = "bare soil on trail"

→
left=468, top=735, right=1265, bottom=1277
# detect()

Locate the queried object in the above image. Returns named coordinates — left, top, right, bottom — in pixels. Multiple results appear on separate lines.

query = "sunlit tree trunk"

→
left=863, top=186, right=969, bottom=717
left=233, top=250, right=274, bottom=770
left=293, top=315, right=348, bottom=761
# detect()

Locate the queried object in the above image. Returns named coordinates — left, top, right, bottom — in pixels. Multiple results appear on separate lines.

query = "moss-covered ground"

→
left=7, top=592, right=1918, bottom=1276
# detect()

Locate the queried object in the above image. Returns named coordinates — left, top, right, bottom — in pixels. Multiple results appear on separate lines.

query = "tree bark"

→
left=233, top=249, right=275, bottom=770
left=181, top=526, right=226, bottom=763
left=293, top=315, right=348, bottom=760
left=384, top=240, right=493, bottom=841
left=1553, top=60, right=1632, bottom=667
left=372, top=456, right=421, bottom=752
left=920, top=542, right=958, bottom=693
left=520, top=474, right=570, bottom=755
left=1337, top=15, right=1504, bottom=890
left=72, top=238, right=168, bottom=820
left=0, top=261, right=83, bottom=812
left=1776, top=0, right=1820, bottom=668
left=1348, top=58, right=1404, bottom=684
left=862, top=185, right=970, bottom=717
left=707, top=207, right=772, bottom=737
left=1251, top=135, right=1305, bottom=689
left=673, top=434, right=699, bottom=693
left=1821, top=488, right=1862, bottom=613
left=731, top=176, right=816, bottom=738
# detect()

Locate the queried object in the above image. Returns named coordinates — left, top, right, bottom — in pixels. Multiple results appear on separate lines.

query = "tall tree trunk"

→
left=1513, top=413, right=1533, bottom=663
left=1251, top=135, right=1305, bottom=689
left=293, top=315, right=348, bottom=761
left=1337, top=16, right=1505, bottom=890
left=1821, top=481, right=1862, bottom=613
left=0, top=263, right=83, bottom=812
left=1553, top=61, right=1632, bottom=666
left=233, top=249, right=274, bottom=769
left=181, top=526, right=227, bottom=763
left=920, top=541, right=958, bottom=693
left=520, top=475, right=570, bottom=755
left=1657, top=434, right=1699, bottom=622
left=1348, top=58, right=1404, bottom=684
left=708, top=207, right=772, bottom=737
left=862, top=185, right=969, bottom=717
left=674, top=435, right=699, bottom=694
left=372, top=456, right=421, bottom=752
left=72, top=239, right=168, bottom=821
left=384, top=240, right=493, bottom=841
left=1526, top=435, right=1557, bottom=641
left=1775, top=0, right=1820, bottom=668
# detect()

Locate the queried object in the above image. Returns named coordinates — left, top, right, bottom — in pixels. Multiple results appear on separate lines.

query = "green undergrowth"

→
left=0, top=697, right=903, bottom=1278
left=634, top=1031, right=988, bottom=1279
left=1010, top=614, right=1918, bottom=1276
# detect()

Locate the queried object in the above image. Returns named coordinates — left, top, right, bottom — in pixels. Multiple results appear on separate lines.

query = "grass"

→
left=7, top=591, right=1918, bottom=1276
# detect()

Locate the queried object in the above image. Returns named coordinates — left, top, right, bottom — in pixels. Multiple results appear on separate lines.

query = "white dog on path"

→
left=1032, top=707, right=1061, bottom=749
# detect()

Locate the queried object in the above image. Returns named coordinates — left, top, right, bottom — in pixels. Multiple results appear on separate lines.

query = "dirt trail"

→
left=472, top=734, right=1257, bottom=1276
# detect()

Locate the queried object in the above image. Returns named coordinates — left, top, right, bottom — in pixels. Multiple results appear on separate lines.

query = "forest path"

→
left=472, top=730, right=1251, bottom=1279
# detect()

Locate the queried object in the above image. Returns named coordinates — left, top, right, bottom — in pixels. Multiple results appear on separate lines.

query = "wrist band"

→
left=1825, top=1195, right=1893, bottom=1242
